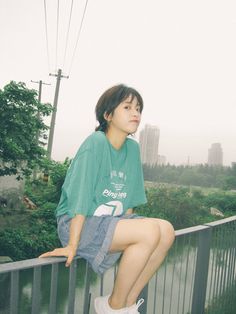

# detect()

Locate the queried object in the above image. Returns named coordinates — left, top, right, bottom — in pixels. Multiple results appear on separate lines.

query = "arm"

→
left=39, top=214, right=85, bottom=267
left=68, top=214, right=85, bottom=251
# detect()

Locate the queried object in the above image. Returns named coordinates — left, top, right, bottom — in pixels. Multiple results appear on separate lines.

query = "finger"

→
left=65, top=254, right=74, bottom=267
left=38, top=252, right=52, bottom=258
left=39, top=248, right=65, bottom=258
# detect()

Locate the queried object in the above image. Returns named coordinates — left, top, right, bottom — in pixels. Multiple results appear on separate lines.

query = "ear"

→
left=103, top=112, right=112, bottom=122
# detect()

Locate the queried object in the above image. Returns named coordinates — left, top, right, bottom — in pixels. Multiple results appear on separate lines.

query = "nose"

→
left=132, top=109, right=140, bottom=117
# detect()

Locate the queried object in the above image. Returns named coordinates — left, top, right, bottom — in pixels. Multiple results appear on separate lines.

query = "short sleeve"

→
left=57, top=148, right=96, bottom=217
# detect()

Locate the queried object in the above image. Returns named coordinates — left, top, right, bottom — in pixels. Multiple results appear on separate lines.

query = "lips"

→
left=130, top=120, right=139, bottom=123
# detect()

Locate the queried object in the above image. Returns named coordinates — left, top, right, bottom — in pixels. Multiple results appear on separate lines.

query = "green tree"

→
left=0, top=204, right=60, bottom=260
left=25, top=158, right=71, bottom=204
left=0, top=81, right=52, bottom=178
left=160, top=167, right=179, bottom=183
left=135, top=186, right=211, bottom=229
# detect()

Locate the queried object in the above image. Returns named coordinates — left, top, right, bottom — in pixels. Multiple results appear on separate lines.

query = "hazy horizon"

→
left=1, top=0, right=236, bottom=166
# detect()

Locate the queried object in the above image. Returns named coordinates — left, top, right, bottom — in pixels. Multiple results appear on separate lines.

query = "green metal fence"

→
left=0, top=216, right=235, bottom=314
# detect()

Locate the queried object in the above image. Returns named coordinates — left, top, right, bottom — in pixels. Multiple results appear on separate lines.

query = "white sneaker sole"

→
left=94, top=298, right=102, bottom=314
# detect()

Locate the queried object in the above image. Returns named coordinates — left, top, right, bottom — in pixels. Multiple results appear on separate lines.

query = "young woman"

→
left=39, top=84, right=175, bottom=314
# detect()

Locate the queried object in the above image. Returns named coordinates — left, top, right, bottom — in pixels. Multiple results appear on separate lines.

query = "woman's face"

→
left=105, top=95, right=142, bottom=136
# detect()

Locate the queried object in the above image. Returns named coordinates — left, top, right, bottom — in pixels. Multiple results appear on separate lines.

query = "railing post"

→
left=49, top=263, right=59, bottom=314
left=191, top=226, right=212, bottom=314
left=139, top=284, right=149, bottom=314
left=83, top=261, right=92, bottom=314
left=10, top=270, right=19, bottom=314
left=67, top=260, right=77, bottom=314
left=31, top=266, right=42, bottom=314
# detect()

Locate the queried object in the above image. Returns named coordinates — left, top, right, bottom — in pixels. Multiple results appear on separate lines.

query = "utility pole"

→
left=31, top=80, right=51, bottom=144
left=31, top=80, right=51, bottom=180
left=47, top=69, right=69, bottom=159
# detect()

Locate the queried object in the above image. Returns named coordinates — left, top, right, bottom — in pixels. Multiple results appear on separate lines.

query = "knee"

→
left=141, top=220, right=161, bottom=249
left=160, top=220, right=175, bottom=249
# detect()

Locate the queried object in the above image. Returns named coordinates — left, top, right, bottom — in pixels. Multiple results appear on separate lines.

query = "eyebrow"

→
left=123, top=99, right=140, bottom=106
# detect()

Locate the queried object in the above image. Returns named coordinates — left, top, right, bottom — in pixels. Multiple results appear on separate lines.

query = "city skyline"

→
left=0, top=1, right=236, bottom=166
left=138, top=125, right=229, bottom=167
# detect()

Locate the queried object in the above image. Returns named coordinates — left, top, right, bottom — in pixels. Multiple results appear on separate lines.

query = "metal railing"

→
left=0, top=216, right=236, bottom=314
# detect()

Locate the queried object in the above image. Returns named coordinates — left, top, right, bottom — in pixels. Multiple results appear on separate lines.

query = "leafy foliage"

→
left=143, top=163, right=236, bottom=190
left=135, top=186, right=236, bottom=229
left=0, top=81, right=52, bottom=178
left=0, top=202, right=60, bottom=260
left=0, top=159, right=70, bottom=261
left=135, top=186, right=209, bottom=229
left=204, top=191, right=236, bottom=212
left=25, top=158, right=71, bottom=204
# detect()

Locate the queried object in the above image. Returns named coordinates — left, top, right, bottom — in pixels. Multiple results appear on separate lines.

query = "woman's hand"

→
left=39, top=244, right=77, bottom=267
left=39, top=214, right=85, bottom=267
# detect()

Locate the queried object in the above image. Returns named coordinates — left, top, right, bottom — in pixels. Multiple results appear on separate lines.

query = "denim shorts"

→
left=57, top=213, right=144, bottom=275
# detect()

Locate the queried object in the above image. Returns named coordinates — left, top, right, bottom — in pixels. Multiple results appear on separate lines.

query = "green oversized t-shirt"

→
left=56, top=131, right=147, bottom=218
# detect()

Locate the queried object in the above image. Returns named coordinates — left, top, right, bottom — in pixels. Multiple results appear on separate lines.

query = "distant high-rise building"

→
left=139, top=124, right=160, bottom=165
left=208, top=143, right=223, bottom=166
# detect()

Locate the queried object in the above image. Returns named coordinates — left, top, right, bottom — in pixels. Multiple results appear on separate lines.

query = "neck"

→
left=105, top=128, right=127, bottom=150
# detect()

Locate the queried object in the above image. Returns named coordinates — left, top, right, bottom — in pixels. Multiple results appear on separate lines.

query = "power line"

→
left=43, top=0, right=89, bottom=77
left=43, top=0, right=51, bottom=72
left=31, top=80, right=51, bottom=103
left=55, top=0, right=60, bottom=71
left=68, top=0, right=89, bottom=76
left=62, top=0, right=74, bottom=70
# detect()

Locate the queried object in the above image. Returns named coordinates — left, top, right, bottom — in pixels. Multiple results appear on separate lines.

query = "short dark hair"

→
left=95, top=84, right=143, bottom=132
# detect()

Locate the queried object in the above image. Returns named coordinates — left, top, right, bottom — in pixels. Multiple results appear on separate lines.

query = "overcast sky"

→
left=1, top=0, right=236, bottom=165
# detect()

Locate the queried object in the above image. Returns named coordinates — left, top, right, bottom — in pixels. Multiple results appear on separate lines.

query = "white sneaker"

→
left=94, top=295, right=129, bottom=314
left=127, top=299, right=145, bottom=314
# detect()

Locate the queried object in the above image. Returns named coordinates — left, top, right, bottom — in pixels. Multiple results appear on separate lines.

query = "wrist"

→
left=67, top=243, right=78, bottom=252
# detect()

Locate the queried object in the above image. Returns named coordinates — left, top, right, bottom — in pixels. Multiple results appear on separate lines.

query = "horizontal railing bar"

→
left=205, top=215, right=236, bottom=227
left=175, top=215, right=236, bottom=236
left=0, top=256, right=80, bottom=274
left=175, top=224, right=210, bottom=236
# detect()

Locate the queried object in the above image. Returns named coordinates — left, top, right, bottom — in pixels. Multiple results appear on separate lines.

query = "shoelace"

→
left=130, top=298, right=144, bottom=314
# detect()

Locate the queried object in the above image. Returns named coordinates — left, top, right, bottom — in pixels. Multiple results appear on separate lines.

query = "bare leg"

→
left=107, top=219, right=161, bottom=309
left=126, top=218, right=175, bottom=306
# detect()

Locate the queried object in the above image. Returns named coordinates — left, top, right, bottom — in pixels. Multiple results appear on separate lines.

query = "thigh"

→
left=109, top=218, right=159, bottom=253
